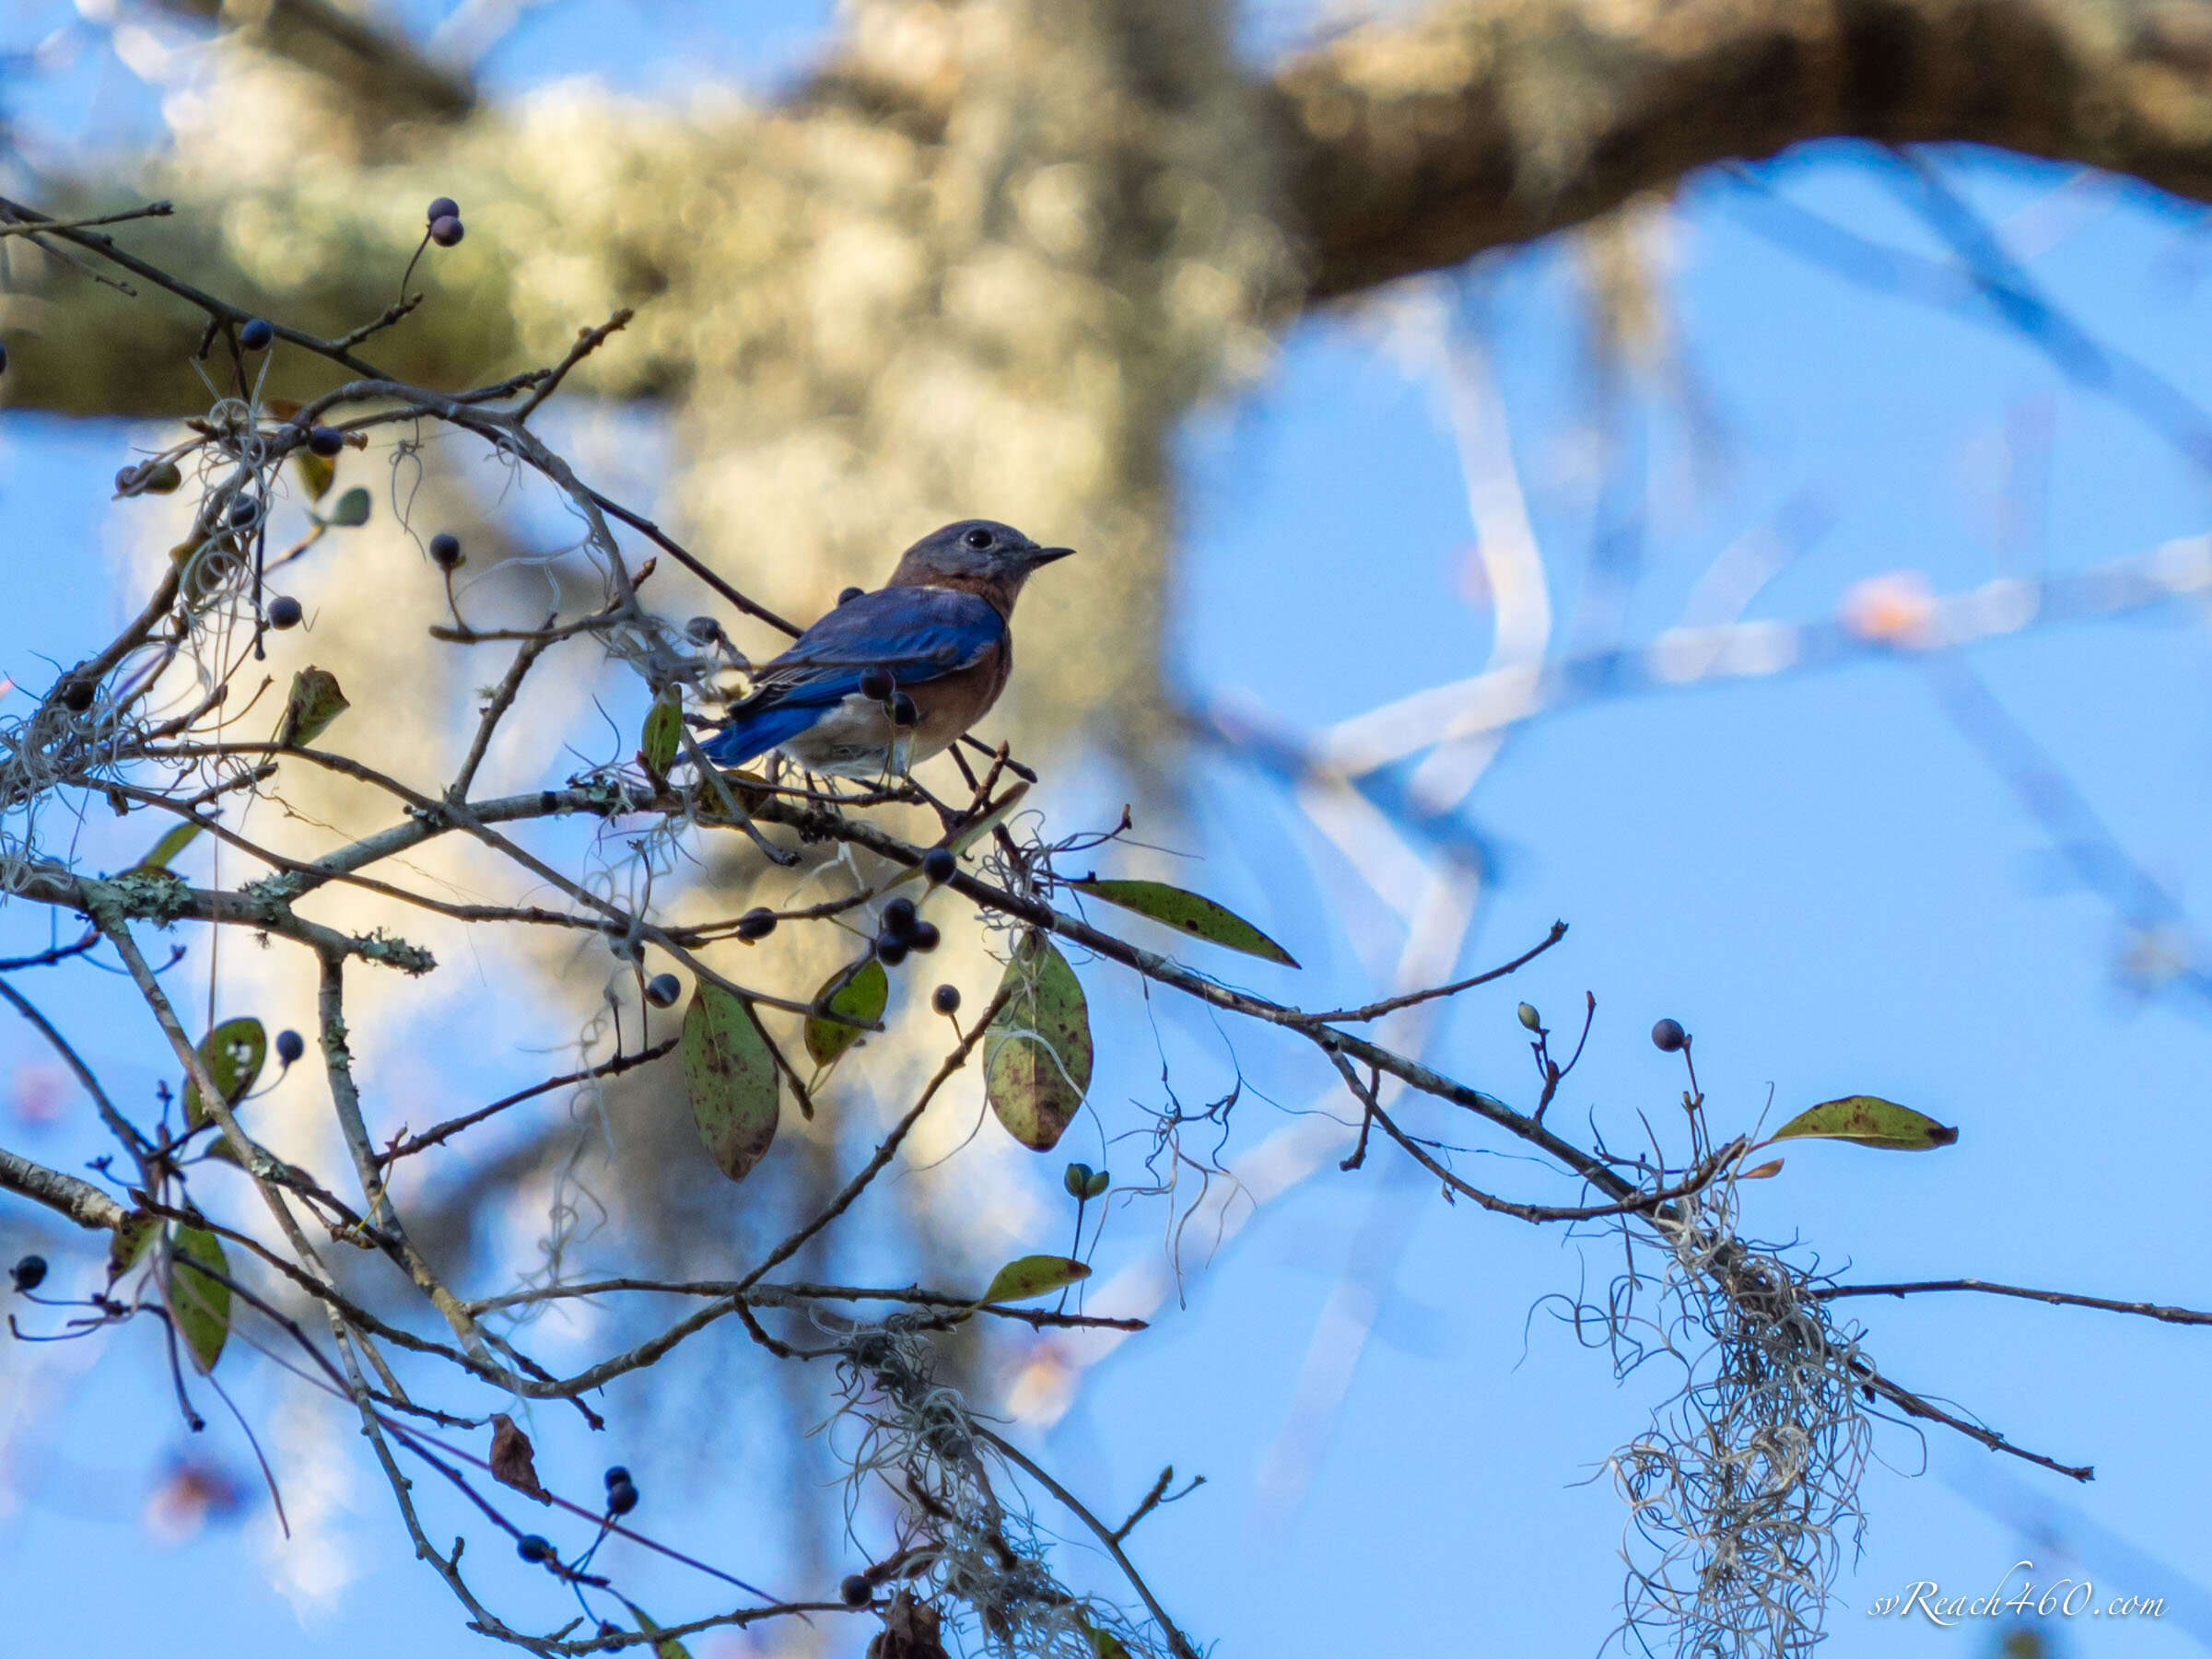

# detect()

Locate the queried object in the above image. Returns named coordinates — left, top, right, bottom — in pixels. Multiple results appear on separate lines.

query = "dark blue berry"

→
left=428, top=532, right=462, bottom=569
left=429, top=216, right=464, bottom=248
left=921, top=847, right=956, bottom=884
left=228, top=496, right=259, bottom=529
left=239, top=318, right=275, bottom=351
left=874, top=938, right=909, bottom=968
left=517, top=1534, right=553, bottom=1563
left=10, top=1255, right=47, bottom=1292
left=606, top=1479, right=638, bottom=1515
left=931, top=984, right=960, bottom=1016
left=837, top=587, right=865, bottom=605
left=737, top=908, right=777, bottom=941
left=840, top=1574, right=873, bottom=1607
left=1652, top=1018, right=1687, bottom=1053
left=275, top=1029, right=305, bottom=1065
left=881, top=898, right=918, bottom=940
left=859, top=666, right=895, bottom=702
left=427, top=196, right=460, bottom=224
left=889, top=693, right=919, bottom=729
left=645, top=974, right=681, bottom=1008
left=685, top=615, right=721, bottom=644
left=268, top=596, right=303, bottom=630
left=603, top=1466, right=630, bottom=1489
left=307, top=426, right=345, bottom=458
left=907, top=921, right=940, bottom=953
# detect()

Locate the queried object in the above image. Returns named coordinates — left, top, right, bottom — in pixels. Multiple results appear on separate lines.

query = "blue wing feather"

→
left=700, top=587, right=1004, bottom=767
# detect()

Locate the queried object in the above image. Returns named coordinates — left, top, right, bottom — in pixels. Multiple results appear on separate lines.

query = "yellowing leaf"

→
left=804, top=956, right=887, bottom=1068
left=110, top=1211, right=157, bottom=1276
left=168, top=1225, right=230, bottom=1373
left=618, top=1600, right=693, bottom=1659
left=982, top=1254, right=1091, bottom=1303
left=293, top=447, right=335, bottom=502
left=277, top=666, right=349, bottom=748
left=1070, top=878, right=1298, bottom=967
left=1738, top=1158, right=1785, bottom=1180
left=1772, top=1095, right=1958, bottom=1151
left=682, top=984, right=779, bottom=1181
left=984, top=932, right=1091, bottom=1152
left=136, top=820, right=205, bottom=876
left=182, top=1017, right=266, bottom=1130
left=640, top=689, right=684, bottom=778
left=881, top=787, right=1032, bottom=896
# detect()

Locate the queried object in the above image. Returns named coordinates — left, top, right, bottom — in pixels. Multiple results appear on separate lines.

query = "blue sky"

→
left=5, top=6, right=2212, bottom=1658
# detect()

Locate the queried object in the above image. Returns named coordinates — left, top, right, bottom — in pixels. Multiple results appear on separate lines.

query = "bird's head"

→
left=887, top=520, right=1074, bottom=607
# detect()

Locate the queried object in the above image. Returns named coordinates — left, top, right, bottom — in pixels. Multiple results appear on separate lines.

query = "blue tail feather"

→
left=697, top=703, right=825, bottom=767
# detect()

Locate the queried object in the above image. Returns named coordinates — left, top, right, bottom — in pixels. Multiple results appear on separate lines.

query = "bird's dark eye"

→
left=964, top=528, right=993, bottom=550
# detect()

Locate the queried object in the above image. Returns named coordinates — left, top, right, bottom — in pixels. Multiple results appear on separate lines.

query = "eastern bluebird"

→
left=699, top=520, right=1073, bottom=778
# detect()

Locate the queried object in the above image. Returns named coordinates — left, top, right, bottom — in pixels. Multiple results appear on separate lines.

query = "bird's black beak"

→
left=1024, top=544, right=1076, bottom=567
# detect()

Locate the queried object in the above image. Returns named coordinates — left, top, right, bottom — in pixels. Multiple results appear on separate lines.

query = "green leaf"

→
left=136, top=819, right=205, bottom=876
left=324, top=486, right=371, bottom=528
left=682, top=983, right=779, bottom=1181
left=984, top=932, right=1092, bottom=1152
left=1083, top=1621, right=1134, bottom=1659
left=277, top=666, right=350, bottom=747
left=640, top=689, right=684, bottom=778
left=1772, top=1095, right=1959, bottom=1151
left=804, top=956, right=887, bottom=1068
left=982, top=1254, right=1091, bottom=1303
left=182, top=1017, right=267, bottom=1131
left=168, top=1225, right=230, bottom=1373
left=293, top=448, right=335, bottom=502
left=1069, top=878, right=1298, bottom=967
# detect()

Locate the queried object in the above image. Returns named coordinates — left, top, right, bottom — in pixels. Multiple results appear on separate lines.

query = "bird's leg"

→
left=897, top=768, right=967, bottom=826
